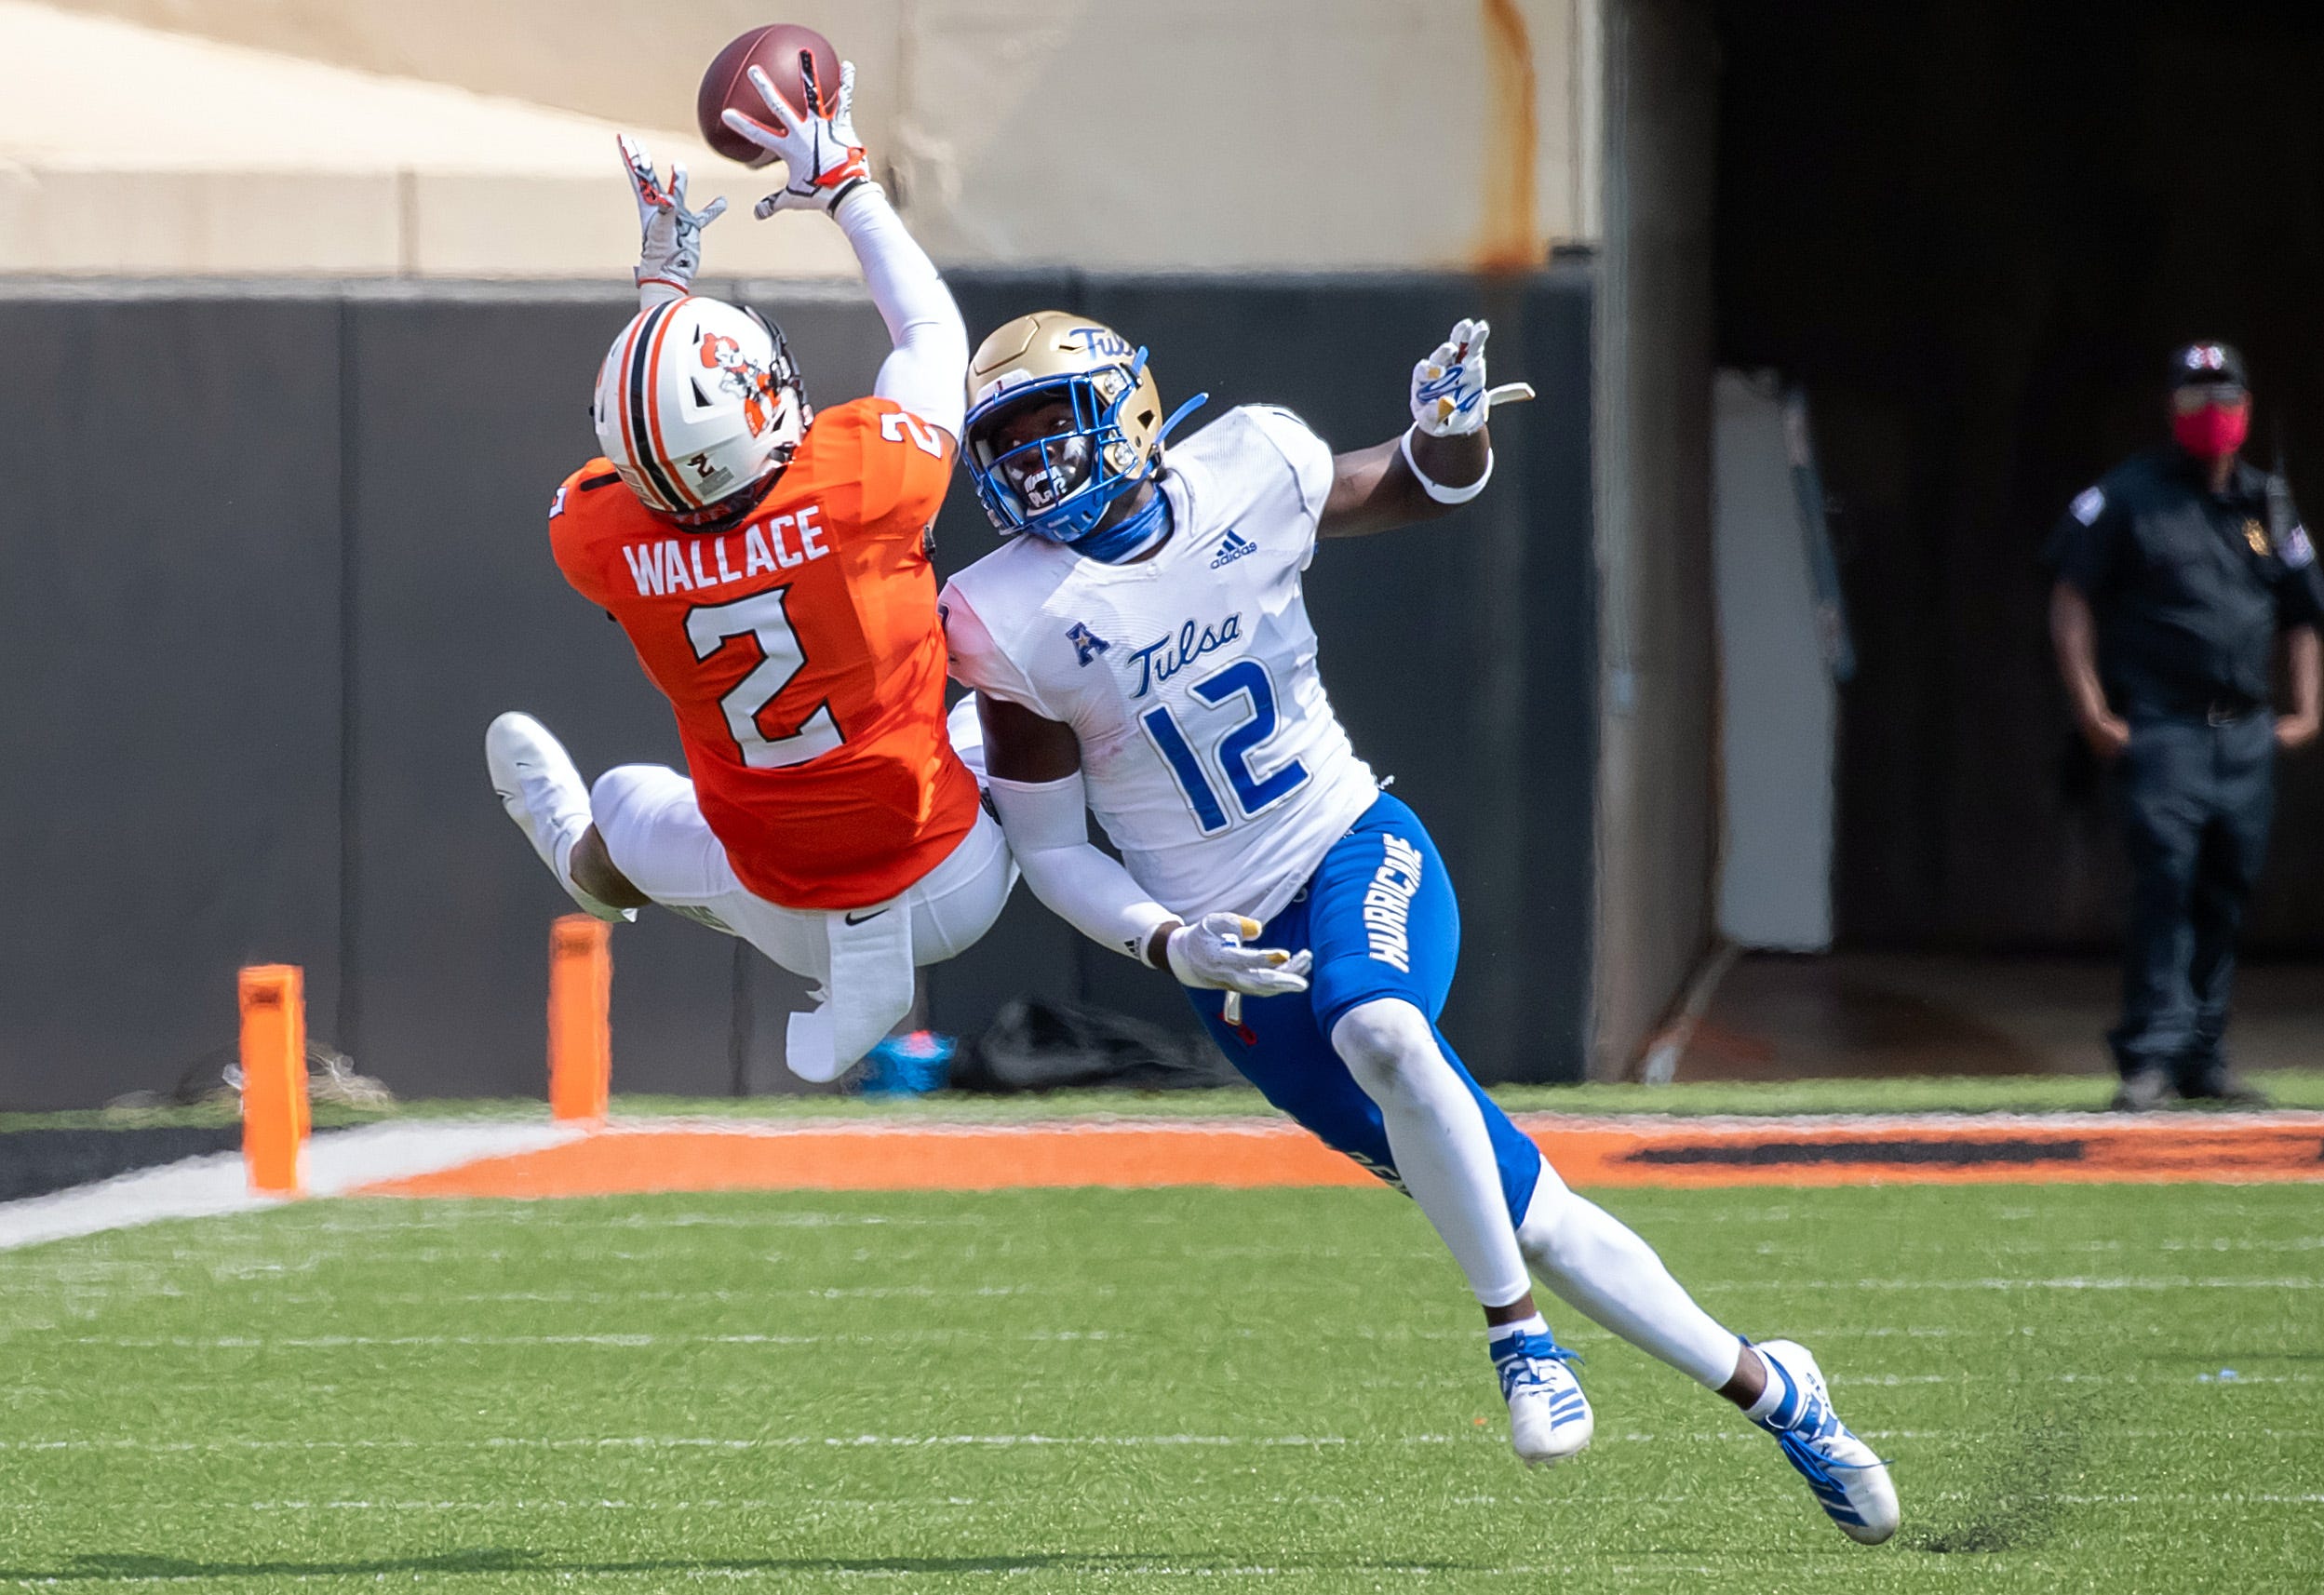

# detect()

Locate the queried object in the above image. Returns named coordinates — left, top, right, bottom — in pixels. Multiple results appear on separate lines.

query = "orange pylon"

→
left=548, top=917, right=612, bottom=1122
left=238, top=965, right=307, bottom=1196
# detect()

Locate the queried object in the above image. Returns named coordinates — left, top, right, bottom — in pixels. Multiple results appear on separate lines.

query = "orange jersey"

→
left=550, top=395, right=980, bottom=909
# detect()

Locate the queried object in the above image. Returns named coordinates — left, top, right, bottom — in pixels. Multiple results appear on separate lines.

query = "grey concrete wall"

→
left=0, top=295, right=348, bottom=1108
left=1589, top=0, right=1720, bottom=1077
left=0, top=272, right=1595, bottom=1111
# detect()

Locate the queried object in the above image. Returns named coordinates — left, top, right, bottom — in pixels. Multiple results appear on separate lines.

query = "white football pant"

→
left=588, top=699, right=1016, bottom=1079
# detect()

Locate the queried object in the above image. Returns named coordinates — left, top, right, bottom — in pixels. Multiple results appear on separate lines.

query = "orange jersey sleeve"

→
left=547, top=396, right=977, bottom=909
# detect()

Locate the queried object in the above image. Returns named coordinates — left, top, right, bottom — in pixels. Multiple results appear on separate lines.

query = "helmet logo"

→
left=1066, top=327, right=1135, bottom=360
left=699, top=331, right=786, bottom=439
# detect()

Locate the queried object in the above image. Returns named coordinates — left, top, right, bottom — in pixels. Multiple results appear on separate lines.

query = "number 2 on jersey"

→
left=880, top=410, right=947, bottom=458
left=685, top=588, right=845, bottom=769
left=1140, top=659, right=1310, bottom=834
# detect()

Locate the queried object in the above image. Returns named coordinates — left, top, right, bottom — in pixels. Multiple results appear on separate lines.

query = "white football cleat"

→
left=1492, top=1328, right=1594, bottom=1467
left=484, top=712, right=632, bottom=924
left=1748, top=1339, right=1900, bottom=1545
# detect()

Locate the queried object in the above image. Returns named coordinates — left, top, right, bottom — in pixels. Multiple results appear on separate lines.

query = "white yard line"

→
left=0, top=1121, right=585, bottom=1253
left=543, top=1108, right=2324, bottom=1137
left=0, top=1433, right=1373, bottom=1452
left=1698, top=1275, right=2321, bottom=1291
left=18, top=1432, right=2324, bottom=1460
left=61, top=1330, right=1118, bottom=1348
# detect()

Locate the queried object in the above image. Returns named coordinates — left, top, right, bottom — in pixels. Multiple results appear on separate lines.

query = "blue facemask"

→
left=964, top=350, right=1205, bottom=546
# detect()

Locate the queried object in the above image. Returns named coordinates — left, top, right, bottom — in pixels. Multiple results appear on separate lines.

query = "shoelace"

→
left=1764, top=1375, right=1889, bottom=1486
left=1491, top=1334, right=1580, bottom=1399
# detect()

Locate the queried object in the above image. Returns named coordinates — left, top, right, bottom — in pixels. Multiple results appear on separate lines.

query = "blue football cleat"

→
left=1748, top=1339, right=1901, bottom=1544
left=1491, top=1328, right=1593, bottom=1467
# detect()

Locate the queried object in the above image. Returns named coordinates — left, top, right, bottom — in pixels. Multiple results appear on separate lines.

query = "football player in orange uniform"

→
left=486, top=58, right=1013, bottom=1082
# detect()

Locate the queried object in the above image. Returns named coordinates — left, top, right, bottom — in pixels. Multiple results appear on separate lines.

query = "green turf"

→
left=10, top=1066, right=2324, bottom=1133
left=3, top=1183, right=2319, bottom=1591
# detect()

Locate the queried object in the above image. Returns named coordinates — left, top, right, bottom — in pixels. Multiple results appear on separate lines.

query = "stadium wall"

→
left=1586, top=0, right=1720, bottom=1077
left=0, top=269, right=1598, bottom=1111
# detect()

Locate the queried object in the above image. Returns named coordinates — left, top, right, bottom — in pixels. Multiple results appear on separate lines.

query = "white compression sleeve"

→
left=986, top=771, right=1176, bottom=965
left=1331, top=999, right=1532, bottom=1307
left=1515, top=1168, right=1743, bottom=1389
left=833, top=184, right=968, bottom=440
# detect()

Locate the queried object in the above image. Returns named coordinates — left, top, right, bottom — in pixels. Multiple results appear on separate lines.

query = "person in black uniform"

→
left=2048, top=342, right=2324, bottom=1110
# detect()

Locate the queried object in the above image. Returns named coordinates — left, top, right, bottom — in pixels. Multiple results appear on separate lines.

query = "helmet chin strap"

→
left=1067, top=390, right=1210, bottom=564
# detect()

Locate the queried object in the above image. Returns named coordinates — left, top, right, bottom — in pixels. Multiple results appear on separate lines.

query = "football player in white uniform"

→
left=939, top=313, right=1900, bottom=1544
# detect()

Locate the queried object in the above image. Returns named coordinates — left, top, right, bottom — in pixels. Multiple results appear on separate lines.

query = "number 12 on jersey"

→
left=1139, top=659, right=1310, bottom=834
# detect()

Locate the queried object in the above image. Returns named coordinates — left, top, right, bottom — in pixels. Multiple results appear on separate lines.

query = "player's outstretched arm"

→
left=619, top=135, right=727, bottom=310
left=978, top=695, right=1311, bottom=997
left=1319, top=318, right=1534, bottom=539
left=721, top=59, right=968, bottom=441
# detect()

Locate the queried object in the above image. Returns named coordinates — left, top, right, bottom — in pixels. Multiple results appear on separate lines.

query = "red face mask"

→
left=2172, top=402, right=2250, bottom=461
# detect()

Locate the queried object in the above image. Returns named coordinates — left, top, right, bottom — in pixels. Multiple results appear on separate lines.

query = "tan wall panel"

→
left=0, top=169, right=399, bottom=274
left=40, top=0, right=1599, bottom=271
left=406, top=173, right=858, bottom=279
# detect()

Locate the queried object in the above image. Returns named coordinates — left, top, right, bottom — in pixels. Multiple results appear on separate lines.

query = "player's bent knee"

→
left=1329, top=999, right=1444, bottom=1104
left=1513, top=1166, right=1585, bottom=1267
left=588, top=765, right=687, bottom=865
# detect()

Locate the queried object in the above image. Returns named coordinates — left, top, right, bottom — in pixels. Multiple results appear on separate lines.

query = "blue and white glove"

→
left=1410, top=317, right=1537, bottom=437
left=720, top=58, right=875, bottom=217
left=1164, top=913, right=1313, bottom=1000
left=620, top=134, right=726, bottom=309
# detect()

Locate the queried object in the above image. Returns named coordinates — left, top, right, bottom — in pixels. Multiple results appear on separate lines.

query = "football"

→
left=697, top=23, right=843, bottom=168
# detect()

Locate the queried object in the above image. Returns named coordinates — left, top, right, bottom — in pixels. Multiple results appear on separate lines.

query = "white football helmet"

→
left=592, top=295, right=808, bottom=524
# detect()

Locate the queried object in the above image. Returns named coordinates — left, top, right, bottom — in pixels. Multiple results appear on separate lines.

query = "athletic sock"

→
left=1743, top=1352, right=1798, bottom=1427
left=1487, top=1312, right=1550, bottom=1349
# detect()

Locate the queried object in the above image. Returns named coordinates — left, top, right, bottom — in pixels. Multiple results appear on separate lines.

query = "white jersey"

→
left=942, top=404, right=1380, bottom=924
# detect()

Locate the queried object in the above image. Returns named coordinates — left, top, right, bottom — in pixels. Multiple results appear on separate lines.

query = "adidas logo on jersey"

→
left=1210, top=529, right=1259, bottom=569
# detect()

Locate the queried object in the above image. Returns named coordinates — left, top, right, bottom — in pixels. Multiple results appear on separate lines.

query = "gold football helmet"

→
left=961, top=311, right=1205, bottom=545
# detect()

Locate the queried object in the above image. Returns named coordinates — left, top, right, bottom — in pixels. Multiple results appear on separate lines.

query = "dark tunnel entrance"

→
left=1714, top=0, right=2324, bottom=958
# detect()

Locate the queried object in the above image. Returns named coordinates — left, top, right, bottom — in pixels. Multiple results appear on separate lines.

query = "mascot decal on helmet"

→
left=698, top=329, right=788, bottom=441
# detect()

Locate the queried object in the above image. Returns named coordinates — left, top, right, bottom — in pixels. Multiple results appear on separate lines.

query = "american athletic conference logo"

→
left=1067, top=623, right=1112, bottom=667
left=1210, top=529, right=1258, bottom=569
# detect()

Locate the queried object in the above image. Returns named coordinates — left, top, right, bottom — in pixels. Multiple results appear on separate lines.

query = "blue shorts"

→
left=1185, top=792, right=1544, bottom=1221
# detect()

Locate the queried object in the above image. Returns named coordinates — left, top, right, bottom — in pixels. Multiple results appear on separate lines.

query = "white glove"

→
left=1163, top=913, right=1314, bottom=999
left=1409, top=317, right=1537, bottom=437
left=719, top=57, right=875, bottom=218
left=620, top=134, right=726, bottom=308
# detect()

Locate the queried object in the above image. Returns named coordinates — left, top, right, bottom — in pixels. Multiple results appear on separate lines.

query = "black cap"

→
left=2170, top=342, right=2249, bottom=390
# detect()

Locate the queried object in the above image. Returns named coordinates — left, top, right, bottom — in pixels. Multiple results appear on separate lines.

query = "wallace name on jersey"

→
left=615, top=504, right=832, bottom=596
left=942, top=404, right=1381, bottom=924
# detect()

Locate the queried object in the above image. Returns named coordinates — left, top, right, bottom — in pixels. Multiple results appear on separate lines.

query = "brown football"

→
left=697, top=24, right=842, bottom=168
